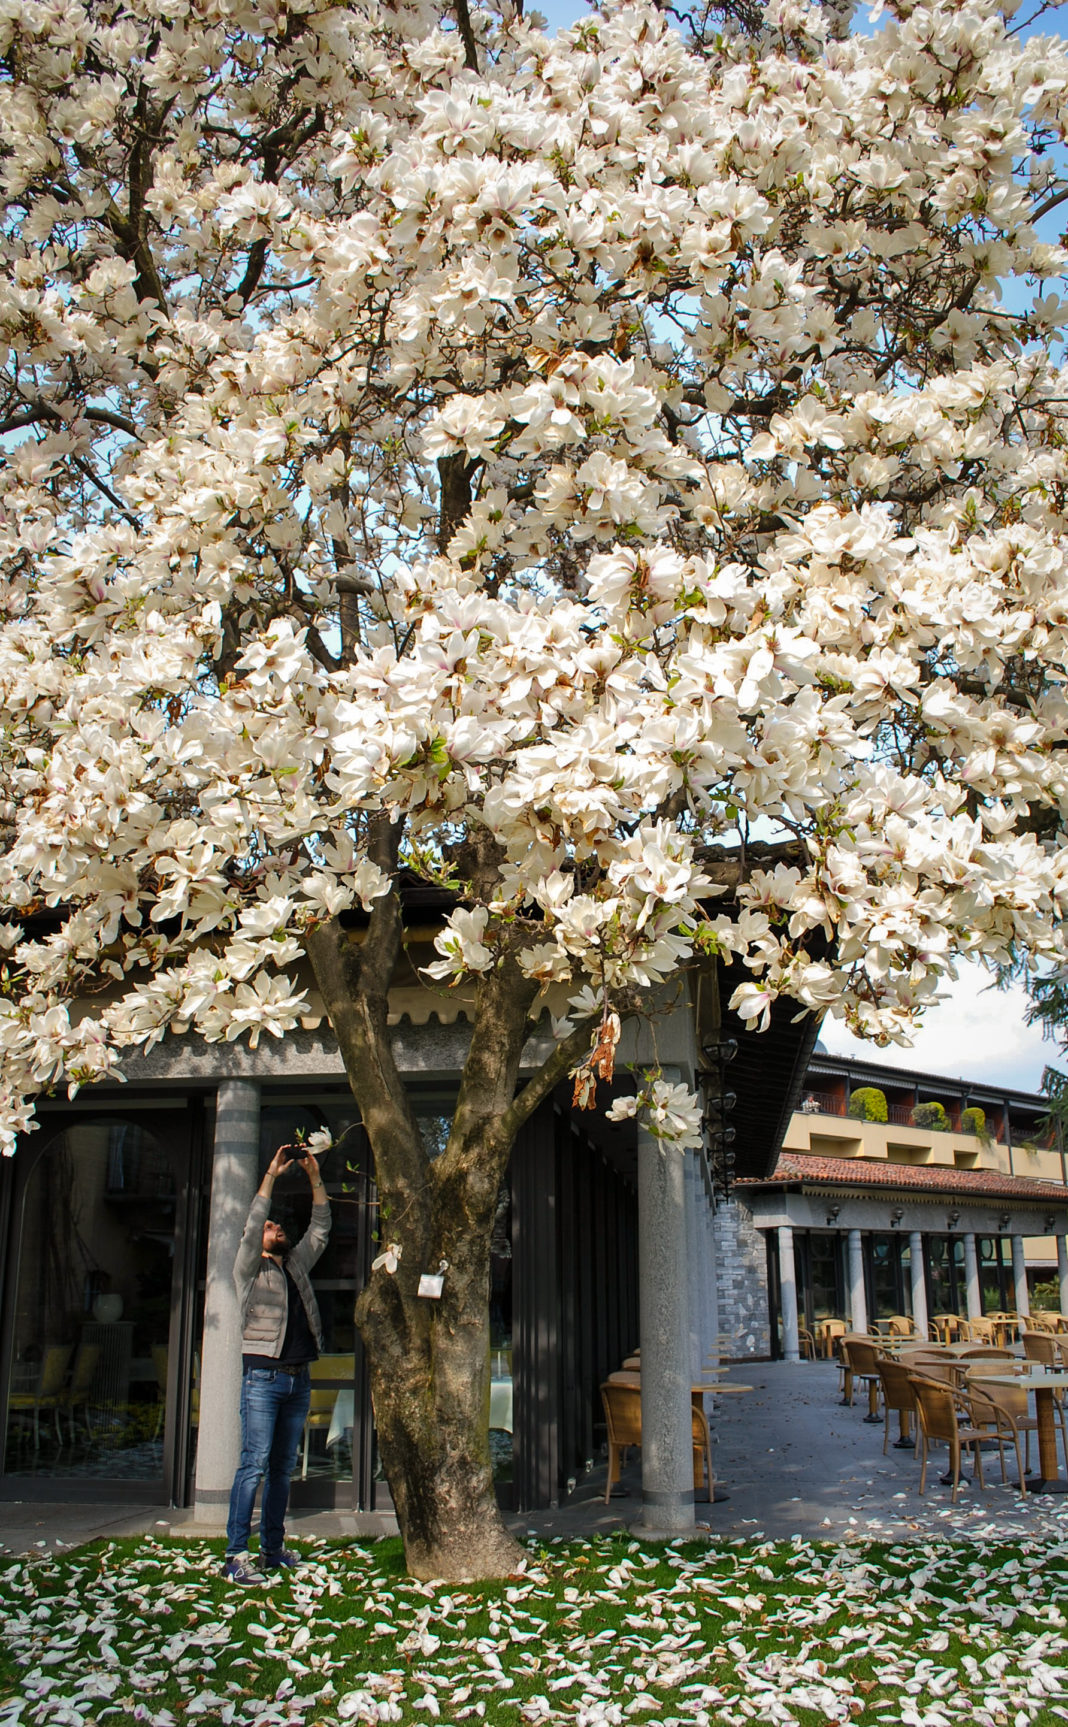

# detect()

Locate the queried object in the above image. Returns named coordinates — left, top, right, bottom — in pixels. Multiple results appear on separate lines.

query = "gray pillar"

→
left=194, top=1079, right=261, bottom=1523
left=685, top=1153, right=704, bottom=1385
left=705, top=1194, right=720, bottom=1366
left=963, top=1232, right=981, bottom=1319
left=848, top=1229, right=867, bottom=1334
left=637, top=1122, right=695, bottom=1537
left=1059, top=1235, right=1068, bottom=1315
left=778, top=1225, right=800, bottom=1362
left=701, top=1195, right=718, bottom=1353
left=1012, top=1235, right=1030, bottom=1319
left=908, top=1231, right=927, bottom=1337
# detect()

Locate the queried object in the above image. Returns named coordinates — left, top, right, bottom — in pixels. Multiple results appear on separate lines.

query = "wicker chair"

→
left=1023, top=1330, right=1059, bottom=1367
left=7, top=1344, right=72, bottom=1448
left=600, top=1382, right=713, bottom=1504
left=61, top=1342, right=102, bottom=1442
left=907, top=1372, right=992, bottom=1503
left=965, top=1371, right=1031, bottom=1495
left=899, top=1352, right=959, bottom=1387
left=840, top=1336, right=882, bottom=1421
left=876, top=1356, right=918, bottom=1455
left=965, top=1363, right=1059, bottom=1483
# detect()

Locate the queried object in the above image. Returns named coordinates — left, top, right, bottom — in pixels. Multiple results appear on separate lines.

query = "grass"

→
left=2, top=1532, right=1068, bottom=1725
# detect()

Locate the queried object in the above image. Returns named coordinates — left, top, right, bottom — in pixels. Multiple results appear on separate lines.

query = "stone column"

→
left=963, top=1232, right=981, bottom=1320
left=706, top=1197, right=722, bottom=1364
left=638, top=1116, right=695, bottom=1537
left=1058, top=1235, right=1068, bottom=1316
left=685, top=1152, right=705, bottom=1385
left=847, top=1229, right=867, bottom=1334
left=778, top=1225, right=800, bottom=1362
left=1012, top=1235, right=1030, bottom=1321
left=194, top=1079, right=261, bottom=1524
left=908, top=1231, right=928, bottom=1338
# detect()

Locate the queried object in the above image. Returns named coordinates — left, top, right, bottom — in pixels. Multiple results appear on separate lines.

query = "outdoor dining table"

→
left=930, top=1315, right=964, bottom=1344
left=983, top=1367, right=1068, bottom=1493
left=814, top=1319, right=846, bottom=1359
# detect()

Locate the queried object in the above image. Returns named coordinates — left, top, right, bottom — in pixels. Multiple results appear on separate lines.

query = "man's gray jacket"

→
left=233, top=1191, right=331, bottom=1357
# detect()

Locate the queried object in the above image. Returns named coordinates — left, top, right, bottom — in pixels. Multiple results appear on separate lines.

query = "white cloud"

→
left=818, top=963, right=1060, bottom=1095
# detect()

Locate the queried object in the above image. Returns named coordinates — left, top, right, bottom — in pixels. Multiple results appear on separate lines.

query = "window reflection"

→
left=4, top=1121, right=178, bottom=1479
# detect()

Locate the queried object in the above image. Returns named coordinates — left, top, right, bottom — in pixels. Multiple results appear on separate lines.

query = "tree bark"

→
left=306, top=874, right=587, bottom=1579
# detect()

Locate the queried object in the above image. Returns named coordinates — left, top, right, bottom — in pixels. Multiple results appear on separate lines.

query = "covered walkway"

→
left=5, top=1361, right=1068, bottom=1556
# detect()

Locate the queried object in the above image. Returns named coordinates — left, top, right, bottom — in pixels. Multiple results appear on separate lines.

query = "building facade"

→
left=0, top=984, right=719, bottom=1529
left=720, top=1050, right=1068, bottom=1359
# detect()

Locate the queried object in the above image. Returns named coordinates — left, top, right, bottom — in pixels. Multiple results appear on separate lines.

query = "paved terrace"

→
left=4, top=1360, right=1068, bottom=1556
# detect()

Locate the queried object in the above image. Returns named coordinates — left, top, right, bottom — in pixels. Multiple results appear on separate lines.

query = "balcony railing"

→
left=799, top=1093, right=1056, bottom=1149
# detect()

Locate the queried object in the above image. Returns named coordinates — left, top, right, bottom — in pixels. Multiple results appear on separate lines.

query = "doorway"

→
left=0, top=1105, right=204, bottom=1503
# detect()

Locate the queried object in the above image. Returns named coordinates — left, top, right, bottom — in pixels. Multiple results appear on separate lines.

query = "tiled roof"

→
left=738, top=1151, right=1068, bottom=1205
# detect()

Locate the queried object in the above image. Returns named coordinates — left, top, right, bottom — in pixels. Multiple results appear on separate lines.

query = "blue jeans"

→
left=226, top=1366, right=311, bottom=1558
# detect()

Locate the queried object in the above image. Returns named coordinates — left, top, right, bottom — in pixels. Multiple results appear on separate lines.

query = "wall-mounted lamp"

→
left=702, top=1037, right=739, bottom=1064
left=947, top=1210, right=960, bottom=1229
left=998, top=1213, right=1011, bottom=1232
left=1045, top=1215, right=1057, bottom=1234
left=890, top=1207, right=904, bottom=1227
left=826, top=1203, right=841, bottom=1226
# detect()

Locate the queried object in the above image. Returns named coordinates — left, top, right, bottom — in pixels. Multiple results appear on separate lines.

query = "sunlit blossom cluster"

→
left=1, top=0, right=1068, bottom=1152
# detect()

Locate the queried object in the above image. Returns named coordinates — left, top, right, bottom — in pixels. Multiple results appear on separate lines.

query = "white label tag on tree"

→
left=418, top=1260, right=448, bottom=1299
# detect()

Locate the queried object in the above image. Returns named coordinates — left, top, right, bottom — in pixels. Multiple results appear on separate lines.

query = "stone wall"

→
left=714, top=1199, right=771, bottom=1358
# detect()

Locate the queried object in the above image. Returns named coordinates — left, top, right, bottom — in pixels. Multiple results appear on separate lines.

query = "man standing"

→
left=223, top=1143, right=331, bottom=1582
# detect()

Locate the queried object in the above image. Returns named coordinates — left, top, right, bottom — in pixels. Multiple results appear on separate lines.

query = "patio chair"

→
left=907, top=1372, right=991, bottom=1503
left=61, top=1342, right=102, bottom=1443
left=7, top=1344, right=72, bottom=1448
left=151, top=1343, right=168, bottom=1440
left=965, top=1371, right=1031, bottom=1495
left=967, top=1361, right=1067, bottom=1477
left=957, top=1345, right=1014, bottom=1362
left=900, top=1353, right=959, bottom=1386
left=876, top=1356, right=917, bottom=1455
left=962, top=1317, right=997, bottom=1344
left=600, top=1382, right=713, bottom=1504
left=797, top=1326, right=817, bottom=1362
left=840, top=1336, right=882, bottom=1421
left=1023, top=1330, right=1058, bottom=1367
left=1026, top=1313, right=1058, bottom=1334
left=886, top=1315, right=917, bottom=1339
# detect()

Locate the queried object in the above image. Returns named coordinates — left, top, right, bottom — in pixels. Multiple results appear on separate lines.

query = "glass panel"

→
left=926, top=1235, right=959, bottom=1317
left=869, top=1234, right=903, bottom=1318
left=489, top=1179, right=512, bottom=1485
left=807, top=1234, right=843, bottom=1320
left=248, top=1103, right=363, bottom=1488
left=978, top=1237, right=1007, bottom=1313
left=5, top=1120, right=179, bottom=1480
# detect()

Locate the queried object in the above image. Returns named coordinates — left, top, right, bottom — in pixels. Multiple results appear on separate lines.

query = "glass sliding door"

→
left=1, top=1109, right=197, bottom=1494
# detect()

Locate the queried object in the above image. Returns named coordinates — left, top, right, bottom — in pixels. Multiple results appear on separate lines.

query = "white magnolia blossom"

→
left=606, top=1078, right=704, bottom=1151
left=0, top=0, right=1067, bottom=1151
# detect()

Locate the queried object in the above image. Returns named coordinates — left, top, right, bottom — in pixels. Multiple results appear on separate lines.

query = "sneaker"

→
left=262, top=1548, right=300, bottom=1572
left=223, top=1551, right=262, bottom=1585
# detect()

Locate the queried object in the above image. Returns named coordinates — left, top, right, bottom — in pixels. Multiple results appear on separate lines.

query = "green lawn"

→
left=2, top=1532, right=1068, bottom=1726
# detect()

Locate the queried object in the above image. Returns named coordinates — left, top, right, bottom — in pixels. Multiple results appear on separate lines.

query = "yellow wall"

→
left=784, top=1108, right=1066, bottom=1185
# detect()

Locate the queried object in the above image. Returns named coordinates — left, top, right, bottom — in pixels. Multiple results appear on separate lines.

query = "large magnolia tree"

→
left=3, top=0, right=1068, bottom=1575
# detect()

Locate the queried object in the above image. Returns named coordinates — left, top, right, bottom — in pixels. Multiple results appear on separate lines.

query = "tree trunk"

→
left=357, top=1158, right=523, bottom=1580
left=307, top=861, right=593, bottom=1579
